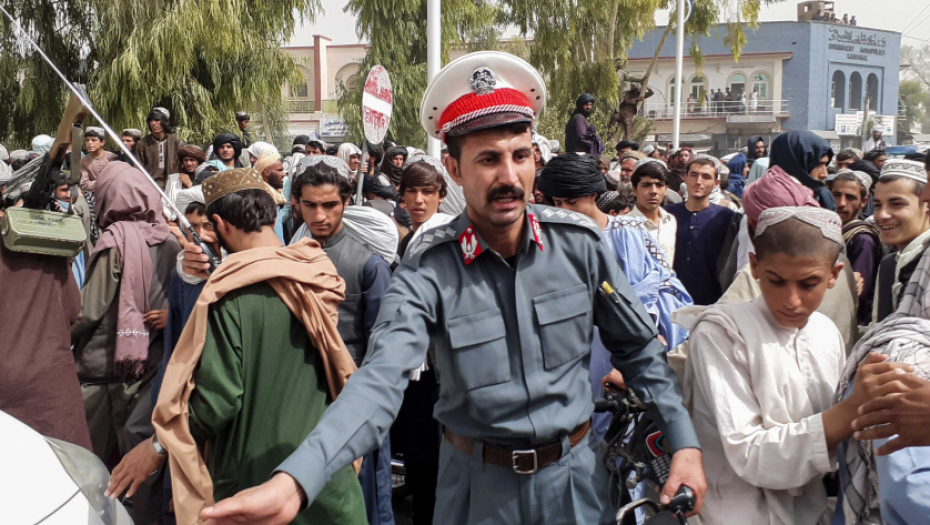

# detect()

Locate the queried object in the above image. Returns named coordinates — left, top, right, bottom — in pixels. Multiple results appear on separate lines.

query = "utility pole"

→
left=427, top=0, right=441, bottom=159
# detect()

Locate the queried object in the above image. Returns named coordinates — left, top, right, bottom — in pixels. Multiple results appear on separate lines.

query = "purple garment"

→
left=564, top=113, right=602, bottom=157
left=667, top=202, right=736, bottom=305
left=845, top=227, right=882, bottom=325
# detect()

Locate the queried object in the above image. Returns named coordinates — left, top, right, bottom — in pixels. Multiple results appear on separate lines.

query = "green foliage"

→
left=0, top=0, right=317, bottom=147
left=337, top=0, right=499, bottom=148
left=900, top=79, right=930, bottom=134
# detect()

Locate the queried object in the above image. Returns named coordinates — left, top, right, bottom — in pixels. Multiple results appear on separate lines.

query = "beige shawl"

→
left=152, top=238, right=358, bottom=524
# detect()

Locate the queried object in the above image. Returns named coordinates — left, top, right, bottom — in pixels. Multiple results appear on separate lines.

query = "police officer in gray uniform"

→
left=197, top=51, right=706, bottom=525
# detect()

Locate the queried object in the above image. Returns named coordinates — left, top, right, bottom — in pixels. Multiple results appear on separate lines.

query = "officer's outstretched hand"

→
left=661, top=448, right=706, bottom=518
left=202, top=472, right=305, bottom=525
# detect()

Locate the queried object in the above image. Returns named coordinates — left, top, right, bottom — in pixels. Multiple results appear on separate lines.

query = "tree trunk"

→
left=637, top=20, right=675, bottom=115
left=607, top=0, right=621, bottom=60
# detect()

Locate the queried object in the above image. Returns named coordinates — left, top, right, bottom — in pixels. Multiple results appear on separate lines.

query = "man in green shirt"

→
left=154, top=168, right=366, bottom=524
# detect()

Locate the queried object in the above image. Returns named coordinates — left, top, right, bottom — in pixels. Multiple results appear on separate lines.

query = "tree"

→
left=0, top=0, right=318, bottom=148
left=899, top=79, right=930, bottom=134
left=902, top=44, right=930, bottom=91
left=336, top=0, right=499, bottom=148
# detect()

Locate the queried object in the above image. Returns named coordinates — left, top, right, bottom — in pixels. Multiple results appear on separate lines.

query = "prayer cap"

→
left=836, top=168, right=873, bottom=193
left=295, top=154, right=352, bottom=180
left=420, top=51, right=546, bottom=142
left=122, top=128, right=142, bottom=140
left=152, top=107, right=170, bottom=120
left=632, top=157, right=668, bottom=175
left=235, top=111, right=250, bottom=121
left=755, top=206, right=843, bottom=246
left=879, top=159, right=927, bottom=185
left=604, top=170, right=621, bottom=187
left=642, top=143, right=657, bottom=156
left=85, top=126, right=106, bottom=139
left=202, top=168, right=266, bottom=208
left=596, top=191, right=619, bottom=209
left=872, top=125, right=884, bottom=133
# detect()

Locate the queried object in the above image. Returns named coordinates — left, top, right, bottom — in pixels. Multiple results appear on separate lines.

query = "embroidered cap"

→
left=295, top=154, right=352, bottom=180
left=836, top=168, right=873, bottom=193
left=420, top=51, right=547, bottom=142
left=754, top=206, right=844, bottom=246
left=879, top=159, right=927, bottom=185
left=202, top=168, right=266, bottom=208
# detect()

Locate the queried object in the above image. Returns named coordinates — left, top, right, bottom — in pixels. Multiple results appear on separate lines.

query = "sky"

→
left=288, top=0, right=930, bottom=47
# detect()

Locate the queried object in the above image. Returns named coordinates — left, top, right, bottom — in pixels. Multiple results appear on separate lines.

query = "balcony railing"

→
left=638, top=100, right=789, bottom=120
left=285, top=99, right=341, bottom=114
left=287, top=99, right=316, bottom=113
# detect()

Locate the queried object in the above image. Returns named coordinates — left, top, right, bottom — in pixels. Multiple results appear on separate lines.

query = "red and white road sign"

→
left=362, top=65, right=393, bottom=144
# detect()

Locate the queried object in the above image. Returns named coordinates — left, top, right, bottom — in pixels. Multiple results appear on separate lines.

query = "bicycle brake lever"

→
left=668, top=485, right=695, bottom=516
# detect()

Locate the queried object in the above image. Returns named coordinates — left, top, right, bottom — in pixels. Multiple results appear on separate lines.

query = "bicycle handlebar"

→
left=615, top=485, right=695, bottom=524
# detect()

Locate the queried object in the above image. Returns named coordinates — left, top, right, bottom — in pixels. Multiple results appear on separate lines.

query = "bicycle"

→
left=594, top=389, right=696, bottom=525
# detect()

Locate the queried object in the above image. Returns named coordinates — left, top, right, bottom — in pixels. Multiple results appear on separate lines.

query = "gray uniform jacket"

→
left=277, top=205, right=698, bottom=505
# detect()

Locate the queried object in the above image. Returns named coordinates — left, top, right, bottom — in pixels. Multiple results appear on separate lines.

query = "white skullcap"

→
left=880, top=159, right=927, bottom=185
left=836, top=168, right=873, bottom=193
left=755, top=206, right=844, bottom=246
left=295, top=154, right=351, bottom=180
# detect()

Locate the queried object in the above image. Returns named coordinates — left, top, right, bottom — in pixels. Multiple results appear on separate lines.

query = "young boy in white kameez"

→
left=683, top=207, right=896, bottom=525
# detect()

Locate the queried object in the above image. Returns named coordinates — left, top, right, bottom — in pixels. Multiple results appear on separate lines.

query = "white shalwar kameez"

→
left=682, top=297, right=844, bottom=525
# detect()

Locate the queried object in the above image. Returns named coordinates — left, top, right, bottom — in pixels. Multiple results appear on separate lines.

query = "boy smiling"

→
left=872, top=159, right=930, bottom=322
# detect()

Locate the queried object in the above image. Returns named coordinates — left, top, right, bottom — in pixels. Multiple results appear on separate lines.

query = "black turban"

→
left=615, top=140, right=639, bottom=152
left=537, top=154, right=606, bottom=198
left=363, top=174, right=396, bottom=200
left=212, top=133, right=243, bottom=161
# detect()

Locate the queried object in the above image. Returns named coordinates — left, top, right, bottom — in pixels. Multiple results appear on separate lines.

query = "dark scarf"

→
left=380, top=146, right=407, bottom=186
left=769, top=130, right=836, bottom=211
left=746, top=135, right=767, bottom=166
left=212, top=133, right=244, bottom=167
left=574, top=93, right=595, bottom=118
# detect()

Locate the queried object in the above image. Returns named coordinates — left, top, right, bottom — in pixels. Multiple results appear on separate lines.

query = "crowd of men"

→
left=1, top=49, right=929, bottom=525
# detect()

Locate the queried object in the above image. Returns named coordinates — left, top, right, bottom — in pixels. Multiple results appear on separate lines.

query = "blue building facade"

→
left=625, top=20, right=901, bottom=148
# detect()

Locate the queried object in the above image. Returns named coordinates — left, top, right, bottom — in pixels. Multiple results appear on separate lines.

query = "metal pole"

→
left=672, top=0, right=686, bottom=149
left=427, top=0, right=441, bottom=159
left=355, top=140, right=368, bottom=204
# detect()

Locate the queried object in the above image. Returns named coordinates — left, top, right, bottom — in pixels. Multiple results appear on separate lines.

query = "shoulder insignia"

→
left=404, top=223, right=460, bottom=264
left=535, top=205, right=600, bottom=233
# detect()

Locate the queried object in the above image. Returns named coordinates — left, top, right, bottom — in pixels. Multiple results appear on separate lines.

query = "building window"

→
left=690, top=74, right=707, bottom=100
left=866, top=73, right=879, bottom=111
left=729, top=73, right=747, bottom=98
left=832, top=70, right=845, bottom=109
left=668, top=77, right=677, bottom=103
left=751, top=72, right=769, bottom=99
left=290, top=82, right=309, bottom=99
left=849, top=72, right=863, bottom=110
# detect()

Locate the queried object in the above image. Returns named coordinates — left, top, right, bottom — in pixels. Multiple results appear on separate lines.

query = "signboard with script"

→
left=835, top=112, right=895, bottom=137
left=827, top=27, right=888, bottom=63
left=362, top=65, right=393, bottom=144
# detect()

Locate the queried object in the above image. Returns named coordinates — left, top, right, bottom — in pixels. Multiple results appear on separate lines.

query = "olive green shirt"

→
left=188, top=282, right=366, bottom=525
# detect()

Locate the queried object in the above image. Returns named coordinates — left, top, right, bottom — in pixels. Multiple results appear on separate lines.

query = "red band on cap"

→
left=439, top=88, right=534, bottom=138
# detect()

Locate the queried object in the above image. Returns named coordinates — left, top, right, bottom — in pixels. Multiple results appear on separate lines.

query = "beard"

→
left=268, top=174, right=284, bottom=191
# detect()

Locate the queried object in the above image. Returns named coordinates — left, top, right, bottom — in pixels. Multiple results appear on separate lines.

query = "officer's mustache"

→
left=487, top=185, right=526, bottom=203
